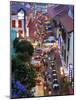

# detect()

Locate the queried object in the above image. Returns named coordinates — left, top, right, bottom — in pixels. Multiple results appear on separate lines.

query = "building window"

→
left=12, top=20, right=16, bottom=28
left=18, top=20, right=22, bottom=28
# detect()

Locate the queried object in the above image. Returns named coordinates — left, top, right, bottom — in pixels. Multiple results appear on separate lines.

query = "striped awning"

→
left=47, top=5, right=73, bottom=33
left=59, top=15, right=73, bottom=33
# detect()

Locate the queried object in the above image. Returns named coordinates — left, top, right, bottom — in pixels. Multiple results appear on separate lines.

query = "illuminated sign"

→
left=58, top=34, right=61, bottom=49
left=69, top=64, right=73, bottom=82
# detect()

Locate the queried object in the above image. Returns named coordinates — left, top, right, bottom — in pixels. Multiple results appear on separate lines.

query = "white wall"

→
left=11, top=12, right=25, bottom=38
left=68, top=32, right=73, bottom=66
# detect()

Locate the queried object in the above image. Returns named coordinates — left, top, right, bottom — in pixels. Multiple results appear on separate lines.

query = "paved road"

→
left=33, top=47, right=63, bottom=96
left=52, top=49, right=62, bottom=95
left=44, top=48, right=62, bottom=96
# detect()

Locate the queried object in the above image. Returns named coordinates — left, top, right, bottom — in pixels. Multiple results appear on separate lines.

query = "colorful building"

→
left=11, top=8, right=26, bottom=39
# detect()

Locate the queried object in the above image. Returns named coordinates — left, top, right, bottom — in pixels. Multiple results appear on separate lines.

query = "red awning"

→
left=59, top=15, right=73, bottom=33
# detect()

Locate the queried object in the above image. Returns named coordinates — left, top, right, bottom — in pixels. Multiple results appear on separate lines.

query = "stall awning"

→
left=47, top=5, right=73, bottom=33
left=59, top=15, right=73, bottom=33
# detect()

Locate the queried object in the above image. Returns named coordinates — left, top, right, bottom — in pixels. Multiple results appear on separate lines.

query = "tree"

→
left=15, top=40, right=34, bottom=56
left=11, top=38, right=36, bottom=97
left=13, top=38, right=20, bottom=48
left=11, top=56, right=36, bottom=93
left=16, top=52, right=31, bottom=63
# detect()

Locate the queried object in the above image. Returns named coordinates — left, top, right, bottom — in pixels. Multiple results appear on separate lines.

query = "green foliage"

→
left=60, top=80, right=70, bottom=95
left=15, top=40, right=34, bottom=56
left=16, top=52, right=31, bottom=62
left=12, top=56, right=36, bottom=89
left=13, top=38, right=20, bottom=48
left=62, top=81, right=70, bottom=89
left=12, top=38, right=36, bottom=94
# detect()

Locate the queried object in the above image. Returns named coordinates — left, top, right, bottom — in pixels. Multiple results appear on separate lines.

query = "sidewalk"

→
left=60, top=54, right=68, bottom=76
left=34, top=84, right=44, bottom=96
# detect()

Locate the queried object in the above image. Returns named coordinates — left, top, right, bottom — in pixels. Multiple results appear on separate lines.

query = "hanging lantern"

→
left=48, top=91, right=52, bottom=95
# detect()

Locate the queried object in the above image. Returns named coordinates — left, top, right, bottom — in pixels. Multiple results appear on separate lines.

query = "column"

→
left=26, top=16, right=29, bottom=37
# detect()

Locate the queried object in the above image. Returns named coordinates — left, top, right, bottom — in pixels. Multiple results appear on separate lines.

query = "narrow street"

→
left=32, top=46, right=71, bottom=96
left=11, top=2, right=74, bottom=98
left=32, top=47, right=63, bottom=96
left=43, top=48, right=62, bottom=96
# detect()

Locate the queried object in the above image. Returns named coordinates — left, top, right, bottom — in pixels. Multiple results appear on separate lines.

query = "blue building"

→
left=10, top=8, right=26, bottom=55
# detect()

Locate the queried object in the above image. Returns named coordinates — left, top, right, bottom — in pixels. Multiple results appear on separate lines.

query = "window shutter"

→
left=12, top=20, right=16, bottom=28
left=18, top=20, right=22, bottom=28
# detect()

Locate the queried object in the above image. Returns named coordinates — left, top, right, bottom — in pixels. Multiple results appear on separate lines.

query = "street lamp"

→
left=60, top=67, right=64, bottom=76
left=39, top=81, right=43, bottom=85
left=48, top=57, right=51, bottom=60
left=48, top=91, right=52, bottom=95
left=44, top=86, right=47, bottom=90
